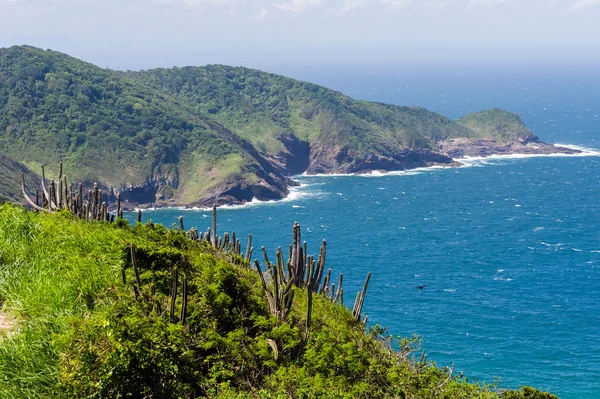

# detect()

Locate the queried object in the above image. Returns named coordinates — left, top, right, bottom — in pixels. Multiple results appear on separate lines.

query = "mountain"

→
left=0, top=46, right=577, bottom=207
left=127, top=66, right=470, bottom=174
left=0, top=46, right=289, bottom=207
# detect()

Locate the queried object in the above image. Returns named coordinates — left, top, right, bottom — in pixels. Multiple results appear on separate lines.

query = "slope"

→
left=0, top=46, right=289, bottom=206
left=127, top=66, right=477, bottom=174
left=0, top=204, right=558, bottom=398
left=0, top=152, right=38, bottom=204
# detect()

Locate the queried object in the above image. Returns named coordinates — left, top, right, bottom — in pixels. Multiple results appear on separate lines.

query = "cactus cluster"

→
left=125, top=243, right=189, bottom=326
left=22, top=162, right=372, bottom=330
left=182, top=205, right=253, bottom=266
left=21, top=161, right=123, bottom=222
left=253, top=221, right=371, bottom=330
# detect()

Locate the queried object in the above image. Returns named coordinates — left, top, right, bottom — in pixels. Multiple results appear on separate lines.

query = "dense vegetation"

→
left=457, top=109, right=537, bottom=144
left=0, top=152, right=38, bottom=203
left=0, top=204, right=558, bottom=398
left=127, top=66, right=474, bottom=153
left=0, top=46, right=287, bottom=206
left=0, top=46, right=538, bottom=206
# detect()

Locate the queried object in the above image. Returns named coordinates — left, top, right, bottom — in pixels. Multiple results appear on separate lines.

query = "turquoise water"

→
left=126, top=71, right=600, bottom=398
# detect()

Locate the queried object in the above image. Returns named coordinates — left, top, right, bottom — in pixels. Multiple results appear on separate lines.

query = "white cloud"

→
left=381, top=0, right=414, bottom=8
left=273, top=0, right=321, bottom=12
left=467, top=0, right=508, bottom=8
left=341, top=0, right=367, bottom=12
left=568, top=0, right=600, bottom=11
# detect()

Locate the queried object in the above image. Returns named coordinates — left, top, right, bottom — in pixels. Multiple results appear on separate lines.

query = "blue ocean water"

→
left=126, top=70, right=600, bottom=398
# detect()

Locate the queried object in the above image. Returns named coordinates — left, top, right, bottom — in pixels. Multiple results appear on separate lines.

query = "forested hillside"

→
left=0, top=46, right=561, bottom=207
left=0, top=46, right=289, bottom=206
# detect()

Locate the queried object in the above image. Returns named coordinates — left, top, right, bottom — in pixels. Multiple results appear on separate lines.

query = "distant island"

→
left=0, top=45, right=579, bottom=208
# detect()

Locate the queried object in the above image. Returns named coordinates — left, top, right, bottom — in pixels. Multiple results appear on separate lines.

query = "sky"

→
left=0, top=0, right=599, bottom=72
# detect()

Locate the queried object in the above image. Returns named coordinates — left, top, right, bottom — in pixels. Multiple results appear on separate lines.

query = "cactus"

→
left=21, top=173, right=47, bottom=212
left=116, top=193, right=121, bottom=219
left=245, top=235, right=252, bottom=261
left=211, top=204, right=217, bottom=248
left=170, top=268, right=178, bottom=323
left=180, top=275, right=188, bottom=325
left=352, top=272, right=371, bottom=322
left=333, top=273, right=343, bottom=304
left=255, top=260, right=295, bottom=321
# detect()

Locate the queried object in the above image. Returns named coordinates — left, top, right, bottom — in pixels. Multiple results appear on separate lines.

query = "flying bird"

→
left=415, top=284, right=429, bottom=291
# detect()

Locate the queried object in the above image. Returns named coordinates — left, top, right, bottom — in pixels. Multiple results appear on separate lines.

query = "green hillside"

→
left=0, top=46, right=288, bottom=206
left=0, top=204, right=557, bottom=398
left=0, top=152, right=38, bottom=204
left=128, top=66, right=477, bottom=173
left=0, top=46, right=546, bottom=206
left=457, top=109, right=538, bottom=144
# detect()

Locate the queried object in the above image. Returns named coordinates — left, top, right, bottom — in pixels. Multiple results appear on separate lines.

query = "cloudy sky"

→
left=0, top=0, right=599, bottom=71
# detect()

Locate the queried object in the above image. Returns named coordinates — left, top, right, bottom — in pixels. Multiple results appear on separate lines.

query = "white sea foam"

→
left=137, top=143, right=599, bottom=213
left=457, top=144, right=600, bottom=168
left=300, top=166, right=438, bottom=178
left=137, top=182, right=324, bottom=213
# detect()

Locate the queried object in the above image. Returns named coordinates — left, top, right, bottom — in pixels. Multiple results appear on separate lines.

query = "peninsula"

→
left=0, top=46, right=578, bottom=208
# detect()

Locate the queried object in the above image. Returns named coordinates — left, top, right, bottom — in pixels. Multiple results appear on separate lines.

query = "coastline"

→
left=131, top=143, right=600, bottom=213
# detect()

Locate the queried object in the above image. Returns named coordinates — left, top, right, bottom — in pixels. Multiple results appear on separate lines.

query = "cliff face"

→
left=307, top=145, right=455, bottom=174
left=439, top=137, right=578, bottom=159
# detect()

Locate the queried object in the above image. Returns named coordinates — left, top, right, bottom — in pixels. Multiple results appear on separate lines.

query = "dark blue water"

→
left=126, top=70, right=600, bottom=398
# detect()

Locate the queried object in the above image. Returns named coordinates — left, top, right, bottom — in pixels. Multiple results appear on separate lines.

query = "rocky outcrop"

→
left=187, top=175, right=296, bottom=208
left=439, top=137, right=581, bottom=159
left=263, top=135, right=311, bottom=176
left=306, top=145, right=456, bottom=175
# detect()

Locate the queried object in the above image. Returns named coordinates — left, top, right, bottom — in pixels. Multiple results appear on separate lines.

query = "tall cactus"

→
left=352, top=272, right=371, bottom=323
left=211, top=204, right=217, bottom=248
left=255, top=260, right=295, bottom=321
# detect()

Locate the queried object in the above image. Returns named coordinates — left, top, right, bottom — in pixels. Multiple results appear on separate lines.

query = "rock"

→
left=439, top=137, right=581, bottom=159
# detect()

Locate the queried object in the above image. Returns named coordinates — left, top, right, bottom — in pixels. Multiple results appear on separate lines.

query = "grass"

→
left=0, top=205, right=558, bottom=398
left=0, top=205, right=129, bottom=396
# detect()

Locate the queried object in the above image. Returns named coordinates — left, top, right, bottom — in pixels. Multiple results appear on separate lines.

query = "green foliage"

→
left=501, top=386, right=559, bottom=399
left=0, top=152, right=38, bottom=203
left=0, top=46, right=283, bottom=204
left=457, top=109, right=538, bottom=143
left=127, top=65, right=476, bottom=157
left=0, top=205, right=558, bottom=398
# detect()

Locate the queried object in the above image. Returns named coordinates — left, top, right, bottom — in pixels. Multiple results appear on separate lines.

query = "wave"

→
left=457, top=145, right=600, bottom=168
left=136, top=142, right=599, bottom=213
left=135, top=182, right=324, bottom=213
left=299, top=166, right=447, bottom=179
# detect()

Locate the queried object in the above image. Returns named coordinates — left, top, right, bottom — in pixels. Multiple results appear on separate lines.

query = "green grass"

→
left=0, top=205, right=558, bottom=398
left=0, top=206, right=130, bottom=396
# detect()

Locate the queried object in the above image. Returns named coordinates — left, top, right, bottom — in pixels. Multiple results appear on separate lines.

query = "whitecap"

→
left=457, top=145, right=600, bottom=167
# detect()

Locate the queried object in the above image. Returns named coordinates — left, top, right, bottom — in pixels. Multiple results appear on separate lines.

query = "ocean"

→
left=125, top=68, right=600, bottom=398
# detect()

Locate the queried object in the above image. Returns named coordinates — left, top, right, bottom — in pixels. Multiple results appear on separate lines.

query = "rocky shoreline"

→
left=123, top=139, right=583, bottom=211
